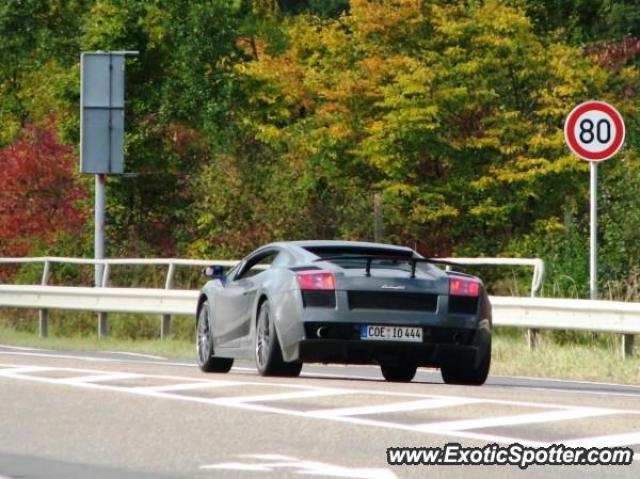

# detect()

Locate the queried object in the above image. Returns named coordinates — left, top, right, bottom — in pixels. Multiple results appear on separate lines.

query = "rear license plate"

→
left=360, top=325, right=423, bottom=342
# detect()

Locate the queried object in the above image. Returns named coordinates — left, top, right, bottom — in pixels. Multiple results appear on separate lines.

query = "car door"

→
left=213, top=250, right=279, bottom=350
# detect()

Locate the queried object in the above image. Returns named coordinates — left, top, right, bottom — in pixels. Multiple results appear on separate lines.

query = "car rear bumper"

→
left=296, top=321, right=486, bottom=367
left=298, top=338, right=480, bottom=367
left=272, top=289, right=491, bottom=365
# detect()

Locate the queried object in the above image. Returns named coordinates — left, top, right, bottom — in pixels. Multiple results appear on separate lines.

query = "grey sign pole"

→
left=80, top=51, right=138, bottom=337
left=95, top=174, right=106, bottom=285
left=590, top=162, right=598, bottom=300
left=96, top=173, right=107, bottom=336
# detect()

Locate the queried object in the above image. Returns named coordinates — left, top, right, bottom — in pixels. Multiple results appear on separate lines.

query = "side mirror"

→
left=203, top=265, right=226, bottom=281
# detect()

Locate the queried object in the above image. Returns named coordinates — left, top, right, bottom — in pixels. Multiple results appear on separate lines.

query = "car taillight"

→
left=297, top=271, right=335, bottom=290
left=449, top=278, right=480, bottom=297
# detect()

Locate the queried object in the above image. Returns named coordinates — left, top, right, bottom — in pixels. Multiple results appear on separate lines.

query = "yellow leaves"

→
left=230, top=0, right=638, bottom=251
left=475, top=152, right=588, bottom=189
left=350, top=0, right=425, bottom=45
left=140, top=3, right=168, bottom=49
left=546, top=154, right=588, bottom=174
left=411, top=202, right=459, bottom=223
left=317, top=102, right=350, bottom=116
left=469, top=203, right=511, bottom=219
left=384, top=183, right=417, bottom=197
left=454, top=59, right=482, bottom=75
left=461, top=135, right=501, bottom=150
left=380, top=182, right=459, bottom=225
left=254, top=124, right=282, bottom=144
left=527, top=132, right=563, bottom=150
left=328, top=123, right=352, bottom=140
left=432, top=0, right=530, bottom=46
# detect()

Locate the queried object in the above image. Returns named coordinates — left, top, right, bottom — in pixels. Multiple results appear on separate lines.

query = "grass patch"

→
left=0, top=324, right=638, bottom=385
left=0, top=325, right=195, bottom=359
left=492, top=329, right=640, bottom=384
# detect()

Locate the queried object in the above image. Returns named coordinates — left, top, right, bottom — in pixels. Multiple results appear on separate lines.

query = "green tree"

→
left=199, top=0, right=636, bottom=264
left=511, top=0, right=640, bottom=43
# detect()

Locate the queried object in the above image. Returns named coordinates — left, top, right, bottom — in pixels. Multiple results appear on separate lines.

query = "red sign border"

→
left=564, top=101, right=625, bottom=162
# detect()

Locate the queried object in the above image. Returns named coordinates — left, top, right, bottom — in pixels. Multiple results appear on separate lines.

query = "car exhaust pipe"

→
left=316, top=326, right=329, bottom=338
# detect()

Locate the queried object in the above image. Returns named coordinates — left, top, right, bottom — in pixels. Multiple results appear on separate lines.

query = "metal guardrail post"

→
left=161, top=263, right=176, bottom=339
left=623, top=334, right=635, bottom=358
left=526, top=259, right=544, bottom=351
left=98, top=261, right=108, bottom=339
left=98, top=312, right=108, bottom=338
left=39, top=260, right=51, bottom=337
left=39, top=309, right=49, bottom=338
left=526, top=328, right=539, bottom=350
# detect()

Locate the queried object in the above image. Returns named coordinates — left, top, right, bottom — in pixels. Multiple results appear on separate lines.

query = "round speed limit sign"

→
left=564, top=101, right=625, bottom=161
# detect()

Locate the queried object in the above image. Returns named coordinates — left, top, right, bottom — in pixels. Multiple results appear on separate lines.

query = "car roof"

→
left=288, top=240, right=414, bottom=252
left=260, top=240, right=416, bottom=258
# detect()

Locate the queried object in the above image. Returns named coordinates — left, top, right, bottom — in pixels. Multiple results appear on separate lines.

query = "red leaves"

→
left=0, top=123, right=87, bottom=257
left=584, top=36, right=640, bottom=71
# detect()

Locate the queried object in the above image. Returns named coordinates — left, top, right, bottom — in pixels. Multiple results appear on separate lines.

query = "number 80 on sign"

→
left=564, top=101, right=625, bottom=162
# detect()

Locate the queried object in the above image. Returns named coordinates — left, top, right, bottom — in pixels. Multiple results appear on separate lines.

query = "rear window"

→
left=304, top=246, right=417, bottom=272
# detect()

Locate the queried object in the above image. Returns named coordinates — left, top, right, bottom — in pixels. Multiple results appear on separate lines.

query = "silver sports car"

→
left=196, top=241, right=492, bottom=384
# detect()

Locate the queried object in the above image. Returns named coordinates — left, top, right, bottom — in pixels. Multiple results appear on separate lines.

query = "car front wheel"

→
left=196, top=301, right=233, bottom=373
left=255, top=300, right=302, bottom=377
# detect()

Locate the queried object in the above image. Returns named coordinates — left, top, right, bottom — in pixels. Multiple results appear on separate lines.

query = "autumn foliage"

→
left=1, top=1, right=640, bottom=297
left=0, top=123, right=86, bottom=257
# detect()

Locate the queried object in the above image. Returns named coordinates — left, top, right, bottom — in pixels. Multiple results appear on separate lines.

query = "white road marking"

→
left=201, top=454, right=398, bottom=479
left=0, top=351, right=114, bottom=362
left=563, top=432, right=640, bottom=448
left=216, top=389, right=350, bottom=404
left=57, top=372, right=142, bottom=384
left=2, top=361, right=639, bottom=452
left=417, top=407, right=622, bottom=432
left=0, top=366, right=55, bottom=376
left=309, top=397, right=483, bottom=417
left=202, top=463, right=273, bottom=472
left=233, top=366, right=381, bottom=382
left=496, top=373, right=640, bottom=391
left=136, top=380, right=239, bottom=393
left=3, top=350, right=640, bottom=400
left=102, top=351, right=168, bottom=360
left=245, top=454, right=298, bottom=461
left=0, top=344, right=48, bottom=351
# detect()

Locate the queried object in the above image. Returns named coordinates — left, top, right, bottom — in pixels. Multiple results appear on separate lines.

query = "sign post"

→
left=80, top=51, right=138, bottom=338
left=589, top=162, right=598, bottom=300
left=564, top=101, right=633, bottom=358
left=564, top=100, right=625, bottom=300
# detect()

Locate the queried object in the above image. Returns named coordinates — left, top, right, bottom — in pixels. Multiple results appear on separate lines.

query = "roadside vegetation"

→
left=1, top=1, right=640, bottom=383
left=0, top=323, right=637, bottom=385
left=2, top=0, right=640, bottom=298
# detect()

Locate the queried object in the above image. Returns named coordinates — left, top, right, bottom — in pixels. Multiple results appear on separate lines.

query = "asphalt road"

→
left=1, top=345, right=639, bottom=479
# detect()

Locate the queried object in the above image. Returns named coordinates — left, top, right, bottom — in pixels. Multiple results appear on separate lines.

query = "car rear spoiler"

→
left=313, top=255, right=460, bottom=278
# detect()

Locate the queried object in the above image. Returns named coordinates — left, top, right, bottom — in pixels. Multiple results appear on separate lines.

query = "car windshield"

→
left=303, top=246, right=419, bottom=273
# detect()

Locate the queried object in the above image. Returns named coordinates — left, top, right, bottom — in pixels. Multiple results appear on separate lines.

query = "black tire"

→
left=255, top=300, right=302, bottom=377
left=380, top=362, right=418, bottom=382
left=196, top=301, right=233, bottom=373
left=441, top=344, right=491, bottom=386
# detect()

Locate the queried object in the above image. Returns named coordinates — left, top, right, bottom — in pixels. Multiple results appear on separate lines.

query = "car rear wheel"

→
left=255, top=300, right=302, bottom=377
left=196, top=301, right=233, bottom=373
left=380, top=362, right=417, bottom=382
left=441, top=343, right=491, bottom=386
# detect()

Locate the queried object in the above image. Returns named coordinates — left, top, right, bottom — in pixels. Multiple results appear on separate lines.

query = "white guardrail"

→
left=0, top=256, right=635, bottom=357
